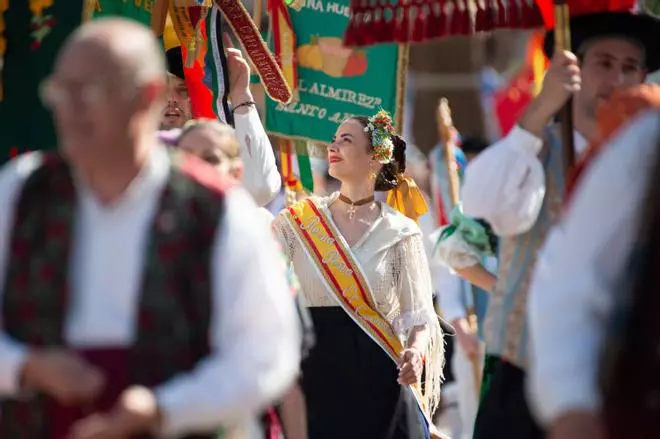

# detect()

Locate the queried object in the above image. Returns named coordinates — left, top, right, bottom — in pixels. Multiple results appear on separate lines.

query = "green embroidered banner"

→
left=91, top=0, right=154, bottom=26
left=0, top=0, right=158, bottom=164
left=264, top=0, right=406, bottom=145
left=0, top=1, right=84, bottom=164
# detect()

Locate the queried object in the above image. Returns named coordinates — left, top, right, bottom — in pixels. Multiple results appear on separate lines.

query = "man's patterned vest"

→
left=0, top=152, right=228, bottom=438
left=484, top=127, right=565, bottom=370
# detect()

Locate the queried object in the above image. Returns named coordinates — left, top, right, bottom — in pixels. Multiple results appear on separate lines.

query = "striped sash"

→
left=284, top=198, right=432, bottom=421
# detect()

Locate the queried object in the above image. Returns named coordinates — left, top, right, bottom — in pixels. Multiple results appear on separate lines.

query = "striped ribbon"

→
left=203, top=4, right=232, bottom=125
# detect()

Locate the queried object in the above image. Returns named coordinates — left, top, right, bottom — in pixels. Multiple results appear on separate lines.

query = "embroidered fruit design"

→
left=296, top=36, right=368, bottom=77
left=297, top=42, right=323, bottom=70
left=342, top=51, right=368, bottom=76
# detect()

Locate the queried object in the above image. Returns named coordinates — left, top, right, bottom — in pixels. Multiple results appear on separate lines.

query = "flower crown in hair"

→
left=364, top=109, right=396, bottom=164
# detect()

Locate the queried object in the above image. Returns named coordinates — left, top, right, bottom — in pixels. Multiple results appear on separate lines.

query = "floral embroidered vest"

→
left=0, top=152, right=229, bottom=439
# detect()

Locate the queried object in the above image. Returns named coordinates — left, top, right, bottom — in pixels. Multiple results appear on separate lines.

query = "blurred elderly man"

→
left=0, top=18, right=300, bottom=439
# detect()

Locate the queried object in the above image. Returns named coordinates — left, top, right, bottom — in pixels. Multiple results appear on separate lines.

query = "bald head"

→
left=47, top=18, right=169, bottom=168
left=60, top=18, right=166, bottom=87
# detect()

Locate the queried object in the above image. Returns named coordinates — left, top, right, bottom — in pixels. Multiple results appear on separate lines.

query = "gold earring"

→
left=369, top=170, right=377, bottom=181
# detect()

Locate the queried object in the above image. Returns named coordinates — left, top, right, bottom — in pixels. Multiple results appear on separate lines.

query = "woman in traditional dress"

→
left=273, top=110, right=445, bottom=439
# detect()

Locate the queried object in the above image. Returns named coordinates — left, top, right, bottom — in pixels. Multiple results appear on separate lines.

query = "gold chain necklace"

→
left=338, top=194, right=375, bottom=220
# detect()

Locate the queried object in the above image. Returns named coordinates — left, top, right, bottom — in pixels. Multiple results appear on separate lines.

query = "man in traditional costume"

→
left=0, top=18, right=301, bottom=439
left=159, top=22, right=281, bottom=208
left=455, top=9, right=660, bottom=439
left=528, top=85, right=660, bottom=439
left=161, top=19, right=193, bottom=130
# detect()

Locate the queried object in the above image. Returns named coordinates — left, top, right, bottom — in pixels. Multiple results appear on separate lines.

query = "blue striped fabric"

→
left=430, top=143, right=466, bottom=222
left=483, top=127, right=566, bottom=369
left=203, top=4, right=232, bottom=125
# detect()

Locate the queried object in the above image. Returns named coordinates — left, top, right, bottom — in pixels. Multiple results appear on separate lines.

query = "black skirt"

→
left=302, top=307, right=428, bottom=439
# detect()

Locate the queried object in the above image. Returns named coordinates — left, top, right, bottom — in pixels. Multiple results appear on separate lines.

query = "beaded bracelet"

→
left=232, top=101, right=256, bottom=114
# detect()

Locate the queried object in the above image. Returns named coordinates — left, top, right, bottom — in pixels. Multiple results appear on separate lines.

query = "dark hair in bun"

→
left=351, top=116, right=407, bottom=192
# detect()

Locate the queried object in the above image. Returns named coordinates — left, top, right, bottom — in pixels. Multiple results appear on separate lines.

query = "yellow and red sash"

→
left=284, top=198, right=431, bottom=419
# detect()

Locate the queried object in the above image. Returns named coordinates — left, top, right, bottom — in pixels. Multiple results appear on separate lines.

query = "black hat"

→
left=166, top=46, right=185, bottom=80
left=544, top=11, right=660, bottom=72
left=460, top=137, right=489, bottom=156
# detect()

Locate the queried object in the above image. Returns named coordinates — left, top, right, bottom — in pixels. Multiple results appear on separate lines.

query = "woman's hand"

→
left=397, top=348, right=424, bottom=386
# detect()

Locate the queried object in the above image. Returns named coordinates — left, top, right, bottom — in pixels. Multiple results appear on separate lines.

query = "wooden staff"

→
left=150, top=0, right=169, bottom=35
left=554, top=0, right=575, bottom=175
left=253, top=0, right=263, bottom=30
left=436, top=98, right=482, bottom=398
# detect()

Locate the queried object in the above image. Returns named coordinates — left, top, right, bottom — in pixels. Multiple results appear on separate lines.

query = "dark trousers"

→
left=473, top=356, right=545, bottom=439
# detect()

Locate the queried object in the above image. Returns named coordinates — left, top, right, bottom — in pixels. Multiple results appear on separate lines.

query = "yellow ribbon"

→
left=385, top=175, right=429, bottom=222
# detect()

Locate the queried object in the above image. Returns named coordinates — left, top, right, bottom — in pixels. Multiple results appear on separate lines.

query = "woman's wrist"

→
left=230, top=91, right=254, bottom=109
left=406, top=346, right=425, bottom=363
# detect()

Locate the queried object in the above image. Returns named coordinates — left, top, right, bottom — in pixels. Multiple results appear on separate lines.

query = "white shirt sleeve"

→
left=461, top=125, right=546, bottom=237
left=527, top=110, right=660, bottom=426
left=435, top=265, right=467, bottom=322
left=155, top=188, right=301, bottom=436
left=0, top=153, right=45, bottom=396
left=234, top=108, right=282, bottom=207
left=418, top=209, right=467, bottom=322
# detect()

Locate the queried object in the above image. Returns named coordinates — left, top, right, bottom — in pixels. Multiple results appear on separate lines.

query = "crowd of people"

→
left=1, top=3, right=660, bottom=439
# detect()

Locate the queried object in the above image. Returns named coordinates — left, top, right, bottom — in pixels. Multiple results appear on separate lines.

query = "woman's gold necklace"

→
left=338, top=194, right=375, bottom=220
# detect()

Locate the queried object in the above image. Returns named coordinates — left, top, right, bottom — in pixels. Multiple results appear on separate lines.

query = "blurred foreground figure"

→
left=452, top=8, right=660, bottom=439
left=164, top=118, right=314, bottom=439
left=0, top=18, right=300, bottom=439
left=529, top=89, right=660, bottom=439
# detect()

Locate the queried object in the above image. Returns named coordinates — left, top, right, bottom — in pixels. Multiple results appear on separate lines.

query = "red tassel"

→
left=376, top=1, right=393, bottom=44
left=521, top=0, right=543, bottom=28
left=496, top=0, right=507, bottom=27
left=460, top=0, right=471, bottom=34
left=508, top=0, right=520, bottom=27
left=411, top=6, right=426, bottom=42
left=344, top=21, right=357, bottom=46
left=474, top=1, right=488, bottom=32
left=344, top=0, right=363, bottom=46
left=427, top=1, right=445, bottom=40
left=371, top=8, right=384, bottom=44
left=448, top=0, right=465, bottom=34
left=361, top=13, right=375, bottom=45
left=395, top=5, right=410, bottom=42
